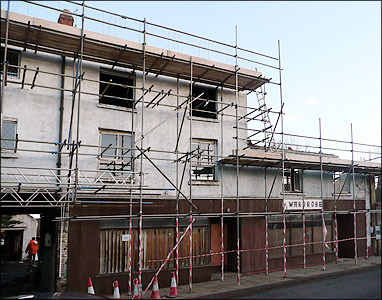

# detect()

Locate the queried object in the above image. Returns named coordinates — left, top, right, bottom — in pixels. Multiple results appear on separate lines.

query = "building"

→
left=1, top=4, right=381, bottom=296
left=1, top=214, right=39, bottom=261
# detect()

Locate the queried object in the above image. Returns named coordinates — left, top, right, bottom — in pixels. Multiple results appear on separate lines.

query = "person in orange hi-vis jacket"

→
left=25, top=237, right=39, bottom=265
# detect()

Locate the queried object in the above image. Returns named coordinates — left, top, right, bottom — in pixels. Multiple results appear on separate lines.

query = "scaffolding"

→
left=1, top=0, right=381, bottom=296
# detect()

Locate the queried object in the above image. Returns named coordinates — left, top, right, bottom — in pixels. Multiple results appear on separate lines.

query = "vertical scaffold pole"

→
left=364, top=175, right=369, bottom=259
left=1, top=0, right=10, bottom=141
left=278, top=40, right=287, bottom=278
left=220, top=85, right=225, bottom=282
left=128, top=67, right=136, bottom=295
left=138, top=17, right=147, bottom=284
left=334, top=172, right=338, bottom=262
left=74, top=0, right=85, bottom=203
left=302, top=170, right=306, bottom=269
left=176, top=76, right=180, bottom=284
left=319, top=118, right=326, bottom=271
left=351, top=123, right=357, bottom=265
left=235, top=25, right=240, bottom=286
left=189, top=57, right=193, bottom=292
left=265, top=168, right=269, bottom=274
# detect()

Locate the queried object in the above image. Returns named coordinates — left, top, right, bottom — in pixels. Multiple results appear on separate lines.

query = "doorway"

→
left=337, top=214, right=355, bottom=258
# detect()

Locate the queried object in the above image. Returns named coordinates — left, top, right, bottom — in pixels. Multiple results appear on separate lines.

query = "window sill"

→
left=190, top=180, right=219, bottom=186
left=283, top=191, right=305, bottom=196
left=332, top=192, right=352, bottom=197
left=97, top=103, right=136, bottom=113
left=1, top=151, right=18, bottom=159
left=187, top=116, right=219, bottom=123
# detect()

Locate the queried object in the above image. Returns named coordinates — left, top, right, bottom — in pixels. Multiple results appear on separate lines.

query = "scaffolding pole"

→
left=176, top=75, right=180, bottom=284
left=138, top=17, right=147, bottom=284
left=351, top=123, right=357, bottom=265
left=278, top=40, right=287, bottom=278
left=189, top=56, right=193, bottom=292
left=364, top=174, right=369, bottom=259
left=220, top=85, right=225, bottom=282
left=265, top=167, right=269, bottom=274
left=302, top=170, right=306, bottom=269
left=73, top=0, right=85, bottom=203
left=235, top=25, right=240, bottom=286
left=319, top=118, right=326, bottom=271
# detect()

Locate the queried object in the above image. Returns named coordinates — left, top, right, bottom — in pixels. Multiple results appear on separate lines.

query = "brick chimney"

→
left=58, top=9, right=74, bottom=26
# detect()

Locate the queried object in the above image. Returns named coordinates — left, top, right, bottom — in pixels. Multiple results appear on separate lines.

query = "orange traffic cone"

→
left=151, top=275, right=160, bottom=299
left=113, top=280, right=120, bottom=299
left=132, top=278, right=141, bottom=299
left=167, top=272, right=178, bottom=298
left=88, top=277, right=95, bottom=294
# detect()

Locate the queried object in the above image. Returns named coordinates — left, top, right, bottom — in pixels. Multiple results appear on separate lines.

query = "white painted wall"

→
left=11, top=214, right=39, bottom=261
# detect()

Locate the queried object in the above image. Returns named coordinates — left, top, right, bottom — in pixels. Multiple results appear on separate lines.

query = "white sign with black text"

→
left=284, top=199, right=322, bottom=210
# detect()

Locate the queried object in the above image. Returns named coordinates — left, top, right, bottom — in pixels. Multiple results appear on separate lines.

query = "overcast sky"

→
left=2, top=1, right=381, bottom=161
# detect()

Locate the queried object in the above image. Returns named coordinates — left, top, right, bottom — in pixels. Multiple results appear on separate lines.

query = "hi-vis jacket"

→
left=26, top=240, right=39, bottom=255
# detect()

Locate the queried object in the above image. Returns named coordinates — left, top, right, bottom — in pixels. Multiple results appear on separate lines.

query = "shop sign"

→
left=284, top=199, right=322, bottom=210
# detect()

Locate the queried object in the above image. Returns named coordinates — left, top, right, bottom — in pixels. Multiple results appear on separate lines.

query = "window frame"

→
left=1, top=118, right=18, bottom=154
left=191, top=85, right=218, bottom=120
left=98, top=68, right=135, bottom=110
left=98, top=129, right=135, bottom=177
left=283, top=168, right=302, bottom=192
left=1, top=47, right=21, bottom=78
left=191, top=138, right=218, bottom=182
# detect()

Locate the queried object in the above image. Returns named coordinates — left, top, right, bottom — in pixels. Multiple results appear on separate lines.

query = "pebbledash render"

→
left=1, top=5, right=380, bottom=296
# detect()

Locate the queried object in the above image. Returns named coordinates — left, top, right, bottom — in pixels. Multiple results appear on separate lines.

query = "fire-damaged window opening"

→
left=1, top=118, right=17, bottom=153
left=191, top=138, right=217, bottom=181
left=284, top=168, right=302, bottom=192
left=191, top=85, right=217, bottom=119
left=99, top=129, right=134, bottom=177
left=334, top=171, right=351, bottom=193
left=99, top=68, right=134, bottom=108
left=1, top=47, right=20, bottom=77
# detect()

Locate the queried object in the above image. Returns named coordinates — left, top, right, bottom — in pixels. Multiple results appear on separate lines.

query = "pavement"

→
left=106, top=256, right=381, bottom=299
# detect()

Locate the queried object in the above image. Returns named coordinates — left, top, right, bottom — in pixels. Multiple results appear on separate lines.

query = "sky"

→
left=2, top=1, right=381, bottom=161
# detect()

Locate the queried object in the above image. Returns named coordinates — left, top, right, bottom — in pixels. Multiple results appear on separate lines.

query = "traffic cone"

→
left=88, top=277, right=95, bottom=294
left=132, top=278, right=141, bottom=299
left=167, top=272, right=178, bottom=298
left=113, top=280, right=120, bottom=299
left=150, top=275, right=160, bottom=299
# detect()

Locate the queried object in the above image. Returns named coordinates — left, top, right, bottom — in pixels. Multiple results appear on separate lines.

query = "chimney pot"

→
left=58, top=9, right=74, bottom=26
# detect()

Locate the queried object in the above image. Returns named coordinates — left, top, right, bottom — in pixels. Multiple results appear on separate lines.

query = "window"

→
left=99, top=69, right=134, bottom=108
left=191, top=139, right=217, bottom=181
left=99, top=225, right=209, bottom=274
left=334, top=172, right=351, bottom=193
left=284, top=168, right=302, bottom=192
left=1, top=119, right=17, bottom=152
left=99, top=130, right=134, bottom=176
left=1, top=47, right=20, bottom=77
left=268, top=214, right=333, bottom=258
left=99, top=229, right=136, bottom=274
left=191, top=86, right=217, bottom=119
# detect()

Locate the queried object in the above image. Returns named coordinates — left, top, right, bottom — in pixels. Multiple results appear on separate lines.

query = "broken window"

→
left=99, top=130, right=134, bottom=177
left=191, top=139, right=217, bottom=181
left=99, top=69, right=134, bottom=108
left=191, top=86, right=217, bottom=119
left=283, top=168, right=302, bottom=192
left=1, top=47, right=20, bottom=77
left=1, top=119, right=17, bottom=152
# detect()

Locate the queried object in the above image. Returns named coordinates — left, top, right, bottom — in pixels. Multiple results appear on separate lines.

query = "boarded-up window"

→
left=99, top=229, right=137, bottom=274
left=178, top=226, right=209, bottom=266
left=100, top=226, right=209, bottom=274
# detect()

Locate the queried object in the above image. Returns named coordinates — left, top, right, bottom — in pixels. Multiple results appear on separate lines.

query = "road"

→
left=239, top=267, right=381, bottom=299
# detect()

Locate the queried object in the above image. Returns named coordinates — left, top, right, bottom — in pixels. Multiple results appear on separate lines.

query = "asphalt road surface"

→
left=239, top=267, right=381, bottom=299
